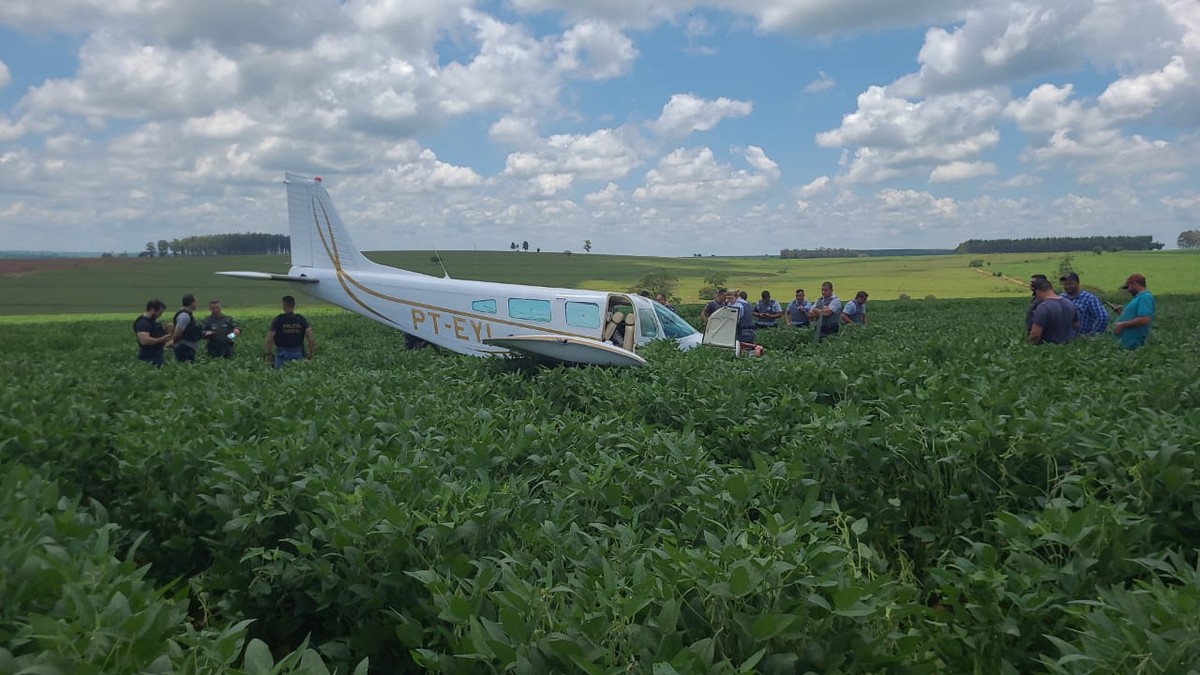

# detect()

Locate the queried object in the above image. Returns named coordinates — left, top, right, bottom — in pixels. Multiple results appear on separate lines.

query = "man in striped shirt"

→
left=1059, top=273, right=1108, bottom=336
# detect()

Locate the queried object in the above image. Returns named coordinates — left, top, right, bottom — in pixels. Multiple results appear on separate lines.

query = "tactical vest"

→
left=174, top=309, right=203, bottom=343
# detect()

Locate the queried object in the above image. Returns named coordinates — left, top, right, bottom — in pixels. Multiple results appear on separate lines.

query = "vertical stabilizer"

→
left=285, top=172, right=375, bottom=272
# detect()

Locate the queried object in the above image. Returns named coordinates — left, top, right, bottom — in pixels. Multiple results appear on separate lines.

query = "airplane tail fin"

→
left=286, top=172, right=377, bottom=272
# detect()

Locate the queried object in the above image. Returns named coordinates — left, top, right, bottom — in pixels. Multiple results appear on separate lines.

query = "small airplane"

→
left=218, top=173, right=703, bottom=366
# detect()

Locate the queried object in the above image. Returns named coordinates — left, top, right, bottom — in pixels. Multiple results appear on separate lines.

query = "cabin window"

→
left=638, top=308, right=660, bottom=338
left=471, top=299, right=497, bottom=314
left=565, top=302, right=600, bottom=329
left=508, top=298, right=552, bottom=322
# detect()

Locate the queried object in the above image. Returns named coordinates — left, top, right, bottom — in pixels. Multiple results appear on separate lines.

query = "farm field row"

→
left=0, top=249, right=1195, bottom=316
left=2, top=297, right=1198, bottom=673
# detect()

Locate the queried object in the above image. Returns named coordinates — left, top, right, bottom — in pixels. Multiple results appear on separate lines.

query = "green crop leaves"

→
left=2, top=297, right=1199, bottom=672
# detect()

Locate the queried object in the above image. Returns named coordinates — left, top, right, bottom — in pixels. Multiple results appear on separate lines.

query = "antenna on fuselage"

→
left=433, top=248, right=451, bottom=279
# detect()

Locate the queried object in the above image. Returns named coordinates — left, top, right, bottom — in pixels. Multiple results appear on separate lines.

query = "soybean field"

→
left=2, top=297, right=1199, bottom=674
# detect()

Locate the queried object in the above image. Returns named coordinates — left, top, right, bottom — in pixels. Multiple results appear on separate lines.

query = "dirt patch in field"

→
left=0, top=257, right=133, bottom=278
left=970, top=267, right=1028, bottom=287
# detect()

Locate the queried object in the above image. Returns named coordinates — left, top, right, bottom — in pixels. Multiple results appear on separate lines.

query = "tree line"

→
left=136, top=234, right=291, bottom=257
left=779, top=247, right=865, bottom=259
left=955, top=236, right=1163, bottom=254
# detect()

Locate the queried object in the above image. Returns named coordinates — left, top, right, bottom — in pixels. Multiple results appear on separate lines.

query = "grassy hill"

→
left=0, top=249, right=1195, bottom=317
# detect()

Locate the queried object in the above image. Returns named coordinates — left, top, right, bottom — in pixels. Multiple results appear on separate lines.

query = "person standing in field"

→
left=134, top=299, right=171, bottom=367
left=1112, top=273, right=1155, bottom=350
left=753, top=290, right=783, bottom=329
left=201, top=299, right=241, bottom=359
left=730, top=289, right=756, bottom=342
left=785, top=289, right=812, bottom=327
left=701, top=288, right=728, bottom=323
left=171, top=294, right=203, bottom=363
left=1028, top=277, right=1078, bottom=345
left=808, top=282, right=842, bottom=340
left=1025, top=274, right=1049, bottom=333
left=842, top=291, right=869, bottom=325
left=1058, top=273, right=1108, bottom=336
left=265, top=295, right=316, bottom=368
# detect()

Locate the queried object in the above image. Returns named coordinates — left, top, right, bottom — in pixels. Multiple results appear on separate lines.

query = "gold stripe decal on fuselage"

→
left=307, top=191, right=590, bottom=352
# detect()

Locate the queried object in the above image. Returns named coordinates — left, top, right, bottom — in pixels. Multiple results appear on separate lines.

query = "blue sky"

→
left=0, top=0, right=1197, bottom=255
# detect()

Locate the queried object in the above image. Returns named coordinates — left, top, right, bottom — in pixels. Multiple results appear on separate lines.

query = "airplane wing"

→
left=215, top=271, right=319, bottom=283
left=483, top=334, right=646, bottom=367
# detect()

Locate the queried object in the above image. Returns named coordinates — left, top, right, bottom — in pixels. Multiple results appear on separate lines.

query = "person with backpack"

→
left=171, top=294, right=204, bottom=363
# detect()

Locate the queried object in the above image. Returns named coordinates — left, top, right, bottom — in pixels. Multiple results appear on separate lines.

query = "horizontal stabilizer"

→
left=215, top=271, right=319, bottom=283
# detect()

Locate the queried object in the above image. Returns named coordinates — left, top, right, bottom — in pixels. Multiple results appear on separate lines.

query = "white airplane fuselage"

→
left=220, top=173, right=702, bottom=364
left=291, top=263, right=702, bottom=356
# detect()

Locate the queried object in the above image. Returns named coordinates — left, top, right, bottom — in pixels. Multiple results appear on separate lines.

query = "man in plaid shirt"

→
left=1059, top=273, right=1108, bottom=335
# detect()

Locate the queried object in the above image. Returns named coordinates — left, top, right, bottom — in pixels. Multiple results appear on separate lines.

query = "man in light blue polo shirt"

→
left=785, top=289, right=812, bottom=327
left=753, top=290, right=783, bottom=329
left=808, top=281, right=842, bottom=341
left=730, top=289, right=756, bottom=343
left=841, top=291, right=869, bottom=326
left=1112, top=273, right=1154, bottom=349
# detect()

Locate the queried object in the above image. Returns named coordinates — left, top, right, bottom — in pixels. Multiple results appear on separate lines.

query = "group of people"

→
left=1026, top=272, right=1155, bottom=349
left=699, top=282, right=869, bottom=344
left=134, top=294, right=316, bottom=368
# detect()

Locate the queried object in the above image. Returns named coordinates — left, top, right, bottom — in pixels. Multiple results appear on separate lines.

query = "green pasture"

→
left=0, top=249, right=1195, bottom=317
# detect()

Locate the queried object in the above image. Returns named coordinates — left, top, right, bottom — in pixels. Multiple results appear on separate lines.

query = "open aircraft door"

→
left=702, top=306, right=741, bottom=354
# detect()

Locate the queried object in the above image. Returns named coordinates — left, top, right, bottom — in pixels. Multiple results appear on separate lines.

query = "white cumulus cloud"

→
left=633, top=145, right=779, bottom=202
left=647, top=93, right=752, bottom=138
left=929, top=160, right=997, bottom=183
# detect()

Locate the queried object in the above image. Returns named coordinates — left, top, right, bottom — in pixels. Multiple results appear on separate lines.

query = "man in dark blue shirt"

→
left=264, top=295, right=316, bottom=368
left=133, top=299, right=170, bottom=366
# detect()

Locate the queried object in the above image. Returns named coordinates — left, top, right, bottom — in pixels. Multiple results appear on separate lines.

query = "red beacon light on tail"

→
left=313, top=176, right=322, bottom=182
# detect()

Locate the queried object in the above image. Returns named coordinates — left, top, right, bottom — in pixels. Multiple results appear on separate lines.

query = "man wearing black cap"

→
left=1059, top=272, right=1108, bottom=336
left=1028, top=277, right=1078, bottom=345
left=1112, top=273, right=1154, bottom=349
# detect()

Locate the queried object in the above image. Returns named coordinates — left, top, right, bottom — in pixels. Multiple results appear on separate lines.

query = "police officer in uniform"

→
left=264, top=295, right=316, bottom=368
left=201, top=299, right=241, bottom=359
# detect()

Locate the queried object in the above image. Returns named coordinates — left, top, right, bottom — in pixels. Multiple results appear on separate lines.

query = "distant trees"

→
left=1178, top=230, right=1200, bottom=250
left=157, top=240, right=170, bottom=257
left=629, top=271, right=679, bottom=299
left=165, top=233, right=290, bottom=256
left=583, top=239, right=592, bottom=253
left=780, top=247, right=863, bottom=259
left=510, top=242, right=517, bottom=252
left=522, top=240, right=529, bottom=253
left=141, top=242, right=156, bottom=258
left=956, top=236, right=1163, bottom=254
left=698, top=271, right=729, bottom=300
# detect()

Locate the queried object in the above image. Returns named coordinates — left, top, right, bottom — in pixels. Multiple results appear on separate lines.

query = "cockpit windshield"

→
left=653, top=303, right=699, bottom=339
